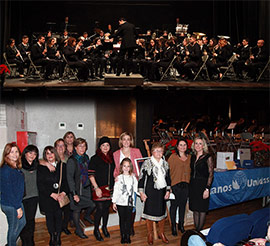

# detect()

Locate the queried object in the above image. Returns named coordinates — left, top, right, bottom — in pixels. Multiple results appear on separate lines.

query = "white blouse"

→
left=112, top=174, right=138, bottom=207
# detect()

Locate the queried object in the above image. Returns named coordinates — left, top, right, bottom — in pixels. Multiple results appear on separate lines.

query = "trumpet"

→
left=14, top=45, right=24, bottom=62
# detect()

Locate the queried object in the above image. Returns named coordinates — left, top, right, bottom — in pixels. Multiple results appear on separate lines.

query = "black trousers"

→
left=117, top=205, right=132, bottom=235
left=61, top=204, right=70, bottom=230
left=117, top=47, right=134, bottom=75
left=45, top=208, right=62, bottom=233
left=20, top=197, right=38, bottom=246
left=170, top=182, right=189, bottom=227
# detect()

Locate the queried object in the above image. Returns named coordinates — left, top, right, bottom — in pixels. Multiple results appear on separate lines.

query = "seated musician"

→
left=233, top=38, right=250, bottom=79
left=132, top=38, right=146, bottom=75
left=17, top=35, right=30, bottom=65
left=63, top=37, right=90, bottom=81
left=90, top=38, right=107, bottom=78
left=182, top=35, right=202, bottom=80
left=207, top=38, right=232, bottom=79
left=246, top=39, right=268, bottom=81
left=151, top=39, right=175, bottom=81
left=31, top=35, right=58, bottom=80
left=5, top=38, right=25, bottom=77
left=46, top=38, right=64, bottom=79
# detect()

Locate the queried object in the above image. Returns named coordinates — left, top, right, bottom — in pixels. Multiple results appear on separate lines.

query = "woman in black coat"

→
left=66, top=138, right=95, bottom=239
left=89, top=136, right=115, bottom=242
left=37, top=146, right=69, bottom=246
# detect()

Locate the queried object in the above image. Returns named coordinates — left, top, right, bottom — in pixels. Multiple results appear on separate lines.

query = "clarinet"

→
left=14, top=45, right=24, bottom=62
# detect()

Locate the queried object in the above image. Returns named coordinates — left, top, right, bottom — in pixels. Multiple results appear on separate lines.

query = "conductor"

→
left=112, top=17, right=137, bottom=76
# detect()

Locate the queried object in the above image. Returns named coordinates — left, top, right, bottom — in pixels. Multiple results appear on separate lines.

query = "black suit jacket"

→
left=31, top=43, right=46, bottom=62
left=112, top=22, right=137, bottom=49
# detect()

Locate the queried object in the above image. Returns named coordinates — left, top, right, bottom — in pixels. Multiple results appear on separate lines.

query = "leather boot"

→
left=121, top=234, right=125, bottom=244
left=49, top=233, right=55, bottom=246
left=131, top=212, right=136, bottom=236
left=55, top=232, right=61, bottom=246
left=146, top=220, right=153, bottom=245
left=94, top=228, right=104, bottom=241
left=126, top=234, right=131, bottom=244
left=158, top=219, right=169, bottom=244
left=171, top=224, right=177, bottom=236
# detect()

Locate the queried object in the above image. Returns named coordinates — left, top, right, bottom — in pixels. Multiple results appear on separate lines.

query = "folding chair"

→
left=257, top=56, right=270, bottom=82
left=26, top=53, right=43, bottom=79
left=160, top=55, right=178, bottom=81
left=62, top=54, right=79, bottom=81
left=3, top=52, right=17, bottom=77
left=193, top=55, right=210, bottom=81
left=219, top=53, right=237, bottom=81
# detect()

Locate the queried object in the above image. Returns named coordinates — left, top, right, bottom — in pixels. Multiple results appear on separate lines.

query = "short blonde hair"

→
left=119, top=132, right=134, bottom=148
left=151, top=142, right=164, bottom=153
left=191, top=137, right=209, bottom=154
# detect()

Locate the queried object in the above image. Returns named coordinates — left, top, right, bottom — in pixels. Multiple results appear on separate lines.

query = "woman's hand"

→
left=58, top=192, right=66, bottom=201
left=112, top=203, right=117, bottom=212
left=73, top=195, right=80, bottom=203
left=164, top=191, right=170, bottom=200
left=95, top=188, right=102, bottom=198
left=50, top=193, right=59, bottom=201
left=203, top=189, right=209, bottom=199
left=140, top=192, right=147, bottom=202
left=17, top=208, right=23, bottom=219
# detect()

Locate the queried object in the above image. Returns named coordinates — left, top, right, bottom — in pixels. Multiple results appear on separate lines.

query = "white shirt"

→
left=112, top=174, right=138, bottom=207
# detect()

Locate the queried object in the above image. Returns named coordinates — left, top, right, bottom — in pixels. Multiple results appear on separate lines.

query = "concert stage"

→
left=3, top=75, right=269, bottom=91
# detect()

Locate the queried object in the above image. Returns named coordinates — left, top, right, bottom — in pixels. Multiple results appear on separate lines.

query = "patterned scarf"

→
left=74, top=151, right=89, bottom=187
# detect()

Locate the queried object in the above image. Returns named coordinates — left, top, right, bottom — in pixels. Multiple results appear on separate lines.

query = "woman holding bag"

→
left=37, top=146, right=69, bottom=246
left=89, top=136, right=115, bottom=242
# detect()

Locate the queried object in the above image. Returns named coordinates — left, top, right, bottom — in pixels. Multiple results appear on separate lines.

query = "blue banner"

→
left=209, top=167, right=270, bottom=210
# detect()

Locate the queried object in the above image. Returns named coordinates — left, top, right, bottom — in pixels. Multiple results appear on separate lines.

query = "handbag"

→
left=92, top=163, right=112, bottom=201
left=58, top=162, right=70, bottom=208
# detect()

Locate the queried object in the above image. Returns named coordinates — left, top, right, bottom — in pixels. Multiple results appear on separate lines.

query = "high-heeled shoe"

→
left=94, top=229, right=104, bottom=241
left=102, top=226, right=110, bottom=238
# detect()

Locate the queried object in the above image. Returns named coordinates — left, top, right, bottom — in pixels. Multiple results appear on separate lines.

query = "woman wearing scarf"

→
left=20, top=145, right=39, bottom=246
left=138, top=142, right=171, bottom=245
left=66, top=138, right=95, bottom=239
left=89, top=136, right=115, bottom=242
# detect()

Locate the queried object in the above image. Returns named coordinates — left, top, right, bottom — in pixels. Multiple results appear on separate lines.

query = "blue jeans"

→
left=1, top=204, right=26, bottom=246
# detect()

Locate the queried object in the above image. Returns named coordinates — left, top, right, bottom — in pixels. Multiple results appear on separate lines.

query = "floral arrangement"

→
left=249, top=141, right=270, bottom=166
left=164, top=138, right=193, bottom=157
left=0, top=64, right=10, bottom=75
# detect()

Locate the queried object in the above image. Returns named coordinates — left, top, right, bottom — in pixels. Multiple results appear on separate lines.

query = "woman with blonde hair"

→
left=189, top=137, right=214, bottom=232
left=0, top=143, right=26, bottom=246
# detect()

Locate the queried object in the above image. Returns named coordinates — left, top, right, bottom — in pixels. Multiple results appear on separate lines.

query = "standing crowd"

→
left=0, top=131, right=214, bottom=245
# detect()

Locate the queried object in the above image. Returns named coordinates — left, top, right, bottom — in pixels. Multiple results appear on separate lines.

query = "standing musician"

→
left=233, top=38, right=250, bottom=79
left=31, top=35, right=58, bottom=80
left=246, top=39, right=268, bottom=81
left=5, top=38, right=26, bottom=77
left=182, top=35, right=202, bottom=79
left=110, top=17, right=137, bottom=76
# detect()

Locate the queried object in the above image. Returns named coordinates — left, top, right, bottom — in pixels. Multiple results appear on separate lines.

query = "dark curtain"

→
left=1, top=0, right=11, bottom=63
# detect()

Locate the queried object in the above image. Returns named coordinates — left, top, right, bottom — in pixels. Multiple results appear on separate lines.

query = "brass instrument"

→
left=211, top=44, right=219, bottom=64
left=182, top=44, right=190, bottom=64
left=193, top=32, right=206, bottom=40
left=14, top=45, right=24, bottom=62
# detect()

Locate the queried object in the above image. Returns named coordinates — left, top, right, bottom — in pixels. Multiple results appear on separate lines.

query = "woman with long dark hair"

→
left=37, top=146, right=69, bottom=246
left=0, top=143, right=26, bottom=246
left=20, top=145, right=39, bottom=246
left=168, top=138, right=191, bottom=236
left=89, top=136, right=115, bottom=242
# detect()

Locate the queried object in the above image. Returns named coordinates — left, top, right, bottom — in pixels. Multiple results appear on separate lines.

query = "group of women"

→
left=0, top=131, right=214, bottom=246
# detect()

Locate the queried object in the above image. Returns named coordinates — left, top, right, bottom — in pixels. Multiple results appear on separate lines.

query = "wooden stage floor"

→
left=14, top=198, right=264, bottom=246
left=3, top=74, right=269, bottom=91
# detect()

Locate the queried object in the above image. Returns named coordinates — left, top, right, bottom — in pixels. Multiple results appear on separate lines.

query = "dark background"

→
left=1, top=0, right=269, bottom=62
